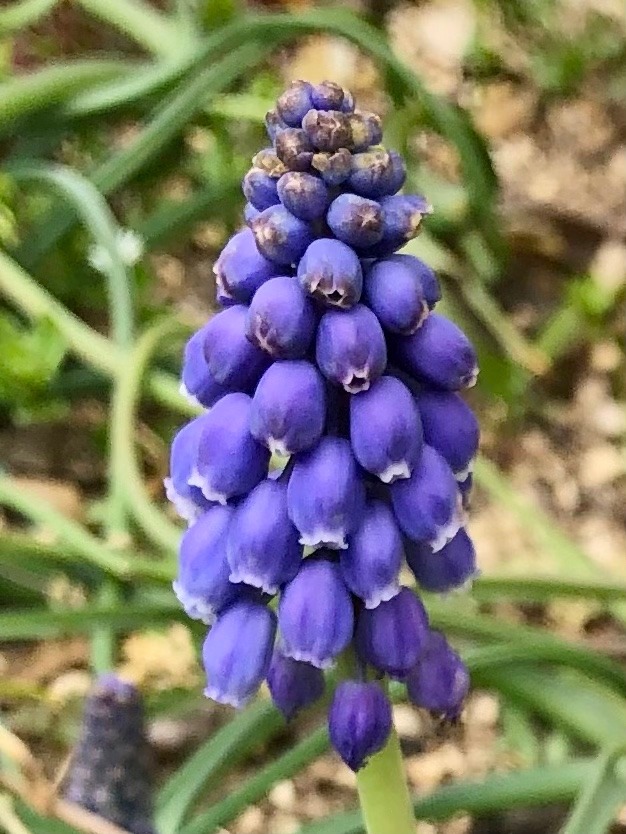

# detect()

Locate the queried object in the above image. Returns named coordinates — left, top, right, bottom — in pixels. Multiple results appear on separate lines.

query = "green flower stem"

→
left=0, top=250, right=194, bottom=416
left=110, top=319, right=186, bottom=553
left=11, top=162, right=138, bottom=673
left=355, top=723, right=415, bottom=834
left=74, top=0, right=190, bottom=58
left=298, top=759, right=594, bottom=834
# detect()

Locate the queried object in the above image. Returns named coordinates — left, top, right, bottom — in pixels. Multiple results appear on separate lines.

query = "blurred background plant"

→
left=0, top=0, right=625, bottom=833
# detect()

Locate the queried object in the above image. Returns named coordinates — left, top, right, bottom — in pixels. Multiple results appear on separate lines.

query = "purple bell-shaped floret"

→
left=267, top=648, right=326, bottom=720
left=173, top=506, right=239, bottom=623
left=246, top=275, right=317, bottom=359
left=414, top=389, right=479, bottom=481
left=287, top=436, right=365, bottom=550
left=405, top=528, right=477, bottom=593
left=279, top=558, right=354, bottom=668
left=363, top=257, right=430, bottom=335
left=350, top=375, right=423, bottom=483
left=213, top=228, right=280, bottom=305
left=250, top=205, right=314, bottom=266
left=227, top=479, right=302, bottom=594
left=339, top=500, right=402, bottom=609
left=180, top=324, right=230, bottom=408
left=316, top=304, right=387, bottom=394
left=189, top=393, right=270, bottom=505
left=355, top=587, right=429, bottom=678
left=277, top=172, right=330, bottom=221
left=406, top=630, right=469, bottom=720
left=202, top=600, right=276, bottom=707
left=250, top=361, right=326, bottom=456
left=390, top=444, right=462, bottom=552
left=165, top=416, right=213, bottom=523
left=202, top=305, right=270, bottom=391
left=327, top=193, right=384, bottom=249
left=328, top=681, right=392, bottom=772
left=246, top=276, right=317, bottom=359
left=390, top=254, right=441, bottom=309
left=297, top=238, right=363, bottom=309
left=391, top=312, right=478, bottom=391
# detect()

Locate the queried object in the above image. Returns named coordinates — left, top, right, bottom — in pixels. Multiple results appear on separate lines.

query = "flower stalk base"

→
left=356, top=723, right=415, bottom=834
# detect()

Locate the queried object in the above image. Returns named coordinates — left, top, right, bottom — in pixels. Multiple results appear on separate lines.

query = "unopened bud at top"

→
left=302, top=108, right=352, bottom=152
left=250, top=205, right=314, bottom=265
left=277, top=80, right=315, bottom=127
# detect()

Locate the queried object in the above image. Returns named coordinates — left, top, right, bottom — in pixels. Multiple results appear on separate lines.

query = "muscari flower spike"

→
left=167, top=78, right=477, bottom=773
left=63, top=675, right=155, bottom=834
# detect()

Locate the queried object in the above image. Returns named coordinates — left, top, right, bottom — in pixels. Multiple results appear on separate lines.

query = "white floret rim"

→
left=378, top=459, right=411, bottom=484
left=187, top=468, right=228, bottom=506
left=228, top=568, right=278, bottom=596
left=163, top=477, right=202, bottom=524
left=298, top=526, right=348, bottom=550
left=364, top=581, right=401, bottom=609
left=172, top=581, right=216, bottom=625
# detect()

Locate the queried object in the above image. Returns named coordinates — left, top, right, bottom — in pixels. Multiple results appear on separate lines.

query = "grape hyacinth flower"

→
left=350, top=375, right=423, bottom=483
left=298, top=237, right=363, bottom=308
left=174, top=505, right=239, bottom=623
left=213, top=227, right=279, bottom=304
left=267, top=648, right=326, bottom=720
left=329, top=681, right=392, bottom=771
left=406, top=631, right=470, bottom=720
left=279, top=557, right=354, bottom=668
left=406, top=528, right=477, bottom=593
left=63, top=676, right=155, bottom=834
left=227, top=479, right=302, bottom=593
left=250, top=360, right=326, bottom=456
left=246, top=275, right=317, bottom=359
left=316, top=304, right=387, bottom=393
left=167, top=80, right=479, bottom=790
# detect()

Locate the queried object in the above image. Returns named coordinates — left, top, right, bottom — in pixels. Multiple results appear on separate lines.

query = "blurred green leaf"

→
left=156, top=698, right=284, bottom=834
left=182, top=726, right=330, bottom=834
left=0, top=602, right=182, bottom=641
left=0, top=0, right=57, bottom=31
left=478, top=667, right=626, bottom=748
left=0, top=313, right=67, bottom=405
left=0, top=60, right=139, bottom=131
left=560, top=748, right=626, bottom=834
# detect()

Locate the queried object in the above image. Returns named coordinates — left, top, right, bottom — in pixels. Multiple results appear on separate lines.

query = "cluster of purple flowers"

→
left=167, top=80, right=478, bottom=772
